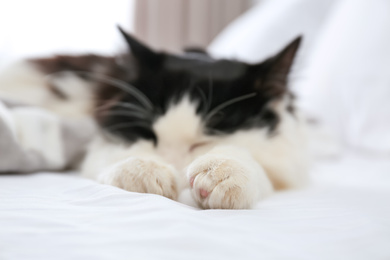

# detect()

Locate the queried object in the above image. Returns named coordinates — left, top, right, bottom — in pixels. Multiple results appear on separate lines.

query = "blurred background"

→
left=1, top=0, right=389, bottom=157
left=0, top=0, right=256, bottom=61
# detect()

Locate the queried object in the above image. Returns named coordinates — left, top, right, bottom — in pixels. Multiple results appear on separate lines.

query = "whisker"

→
left=205, top=92, right=257, bottom=122
left=44, top=70, right=154, bottom=111
left=207, top=128, right=227, bottom=136
left=77, top=71, right=154, bottom=111
left=95, top=101, right=149, bottom=115
left=103, top=122, right=151, bottom=132
left=195, top=86, right=208, bottom=116
left=100, top=110, right=152, bottom=120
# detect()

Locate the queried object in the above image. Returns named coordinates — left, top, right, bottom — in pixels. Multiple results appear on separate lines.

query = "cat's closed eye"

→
left=189, top=141, right=210, bottom=153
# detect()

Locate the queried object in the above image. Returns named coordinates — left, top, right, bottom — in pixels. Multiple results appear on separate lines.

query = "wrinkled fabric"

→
left=0, top=100, right=95, bottom=172
left=0, top=155, right=390, bottom=260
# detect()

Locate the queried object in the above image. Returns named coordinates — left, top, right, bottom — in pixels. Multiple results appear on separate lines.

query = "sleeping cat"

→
left=1, top=27, right=308, bottom=209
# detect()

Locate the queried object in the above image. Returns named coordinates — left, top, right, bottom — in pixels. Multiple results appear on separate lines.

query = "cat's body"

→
left=0, top=28, right=308, bottom=209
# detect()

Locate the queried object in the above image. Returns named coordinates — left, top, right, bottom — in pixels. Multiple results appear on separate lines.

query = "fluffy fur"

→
left=0, top=27, right=308, bottom=209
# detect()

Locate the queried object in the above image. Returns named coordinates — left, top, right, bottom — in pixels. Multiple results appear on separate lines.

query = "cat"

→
left=1, top=27, right=308, bottom=209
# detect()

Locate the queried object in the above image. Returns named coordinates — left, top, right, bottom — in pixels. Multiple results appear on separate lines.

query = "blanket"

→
left=1, top=155, right=390, bottom=260
left=0, top=100, right=95, bottom=172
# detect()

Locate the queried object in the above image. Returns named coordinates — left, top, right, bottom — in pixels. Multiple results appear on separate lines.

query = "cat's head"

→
left=96, top=26, right=301, bottom=145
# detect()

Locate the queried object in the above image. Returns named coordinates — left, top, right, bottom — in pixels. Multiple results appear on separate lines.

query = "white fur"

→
left=187, top=145, right=273, bottom=209
left=99, top=157, right=179, bottom=200
left=0, top=61, right=94, bottom=118
left=0, top=61, right=49, bottom=105
left=82, top=97, right=308, bottom=209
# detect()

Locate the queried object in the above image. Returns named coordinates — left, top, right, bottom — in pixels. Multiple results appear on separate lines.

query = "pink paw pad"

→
left=199, top=188, right=209, bottom=198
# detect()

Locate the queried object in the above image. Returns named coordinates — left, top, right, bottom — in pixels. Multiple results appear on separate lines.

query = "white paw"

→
left=187, top=154, right=272, bottom=209
left=99, top=157, right=178, bottom=200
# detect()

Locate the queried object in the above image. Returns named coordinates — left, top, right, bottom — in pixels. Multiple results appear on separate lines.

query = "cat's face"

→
left=96, top=27, right=301, bottom=152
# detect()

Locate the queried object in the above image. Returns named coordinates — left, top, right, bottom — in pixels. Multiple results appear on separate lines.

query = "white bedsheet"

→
left=1, top=153, right=390, bottom=260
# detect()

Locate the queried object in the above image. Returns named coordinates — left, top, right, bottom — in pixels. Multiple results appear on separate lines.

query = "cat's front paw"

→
left=187, top=154, right=271, bottom=209
left=99, top=157, right=178, bottom=200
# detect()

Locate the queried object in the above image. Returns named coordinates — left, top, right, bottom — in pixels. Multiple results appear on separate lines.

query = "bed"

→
left=1, top=154, right=390, bottom=259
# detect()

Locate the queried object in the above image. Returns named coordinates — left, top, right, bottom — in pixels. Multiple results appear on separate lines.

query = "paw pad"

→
left=199, top=188, right=209, bottom=198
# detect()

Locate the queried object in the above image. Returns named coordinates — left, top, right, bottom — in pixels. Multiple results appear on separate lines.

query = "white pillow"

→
left=296, top=0, right=390, bottom=155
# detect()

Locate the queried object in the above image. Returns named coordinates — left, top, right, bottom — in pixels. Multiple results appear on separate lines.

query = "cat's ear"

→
left=252, top=36, right=302, bottom=98
left=117, top=25, right=162, bottom=69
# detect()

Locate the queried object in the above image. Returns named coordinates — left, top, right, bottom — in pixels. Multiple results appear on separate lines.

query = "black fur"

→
left=95, top=27, right=301, bottom=145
